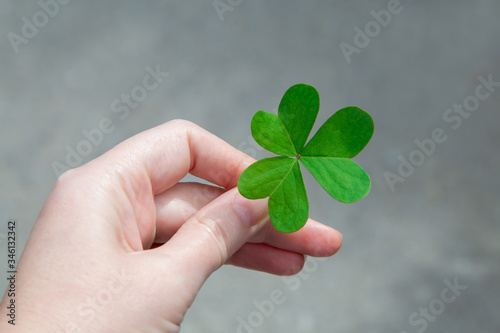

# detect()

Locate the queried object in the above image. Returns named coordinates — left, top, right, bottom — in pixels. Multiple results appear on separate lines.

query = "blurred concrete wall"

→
left=1, top=1, right=499, bottom=332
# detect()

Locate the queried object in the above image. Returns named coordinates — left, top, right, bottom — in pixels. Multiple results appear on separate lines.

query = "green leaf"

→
left=251, top=111, right=296, bottom=156
left=238, top=157, right=308, bottom=233
left=301, top=106, right=374, bottom=158
left=268, top=161, right=309, bottom=233
left=238, top=156, right=295, bottom=199
left=278, top=84, right=320, bottom=154
left=300, top=157, right=371, bottom=203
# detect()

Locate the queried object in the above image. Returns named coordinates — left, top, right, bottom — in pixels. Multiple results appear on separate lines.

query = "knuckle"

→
left=167, top=118, right=197, bottom=130
left=53, top=167, right=85, bottom=193
left=191, top=215, right=229, bottom=266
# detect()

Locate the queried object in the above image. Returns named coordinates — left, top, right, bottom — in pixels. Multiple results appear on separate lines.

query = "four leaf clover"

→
left=237, top=83, right=374, bottom=233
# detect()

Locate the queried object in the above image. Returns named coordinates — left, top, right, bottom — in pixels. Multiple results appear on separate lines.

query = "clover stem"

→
left=295, top=154, right=301, bottom=160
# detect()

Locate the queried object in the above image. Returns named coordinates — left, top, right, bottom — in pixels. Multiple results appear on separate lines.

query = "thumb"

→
left=154, top=188, right=269, bottom=290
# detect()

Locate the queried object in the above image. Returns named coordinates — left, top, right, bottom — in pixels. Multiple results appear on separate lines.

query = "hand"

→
left=0, top=120, right=342, bottom=332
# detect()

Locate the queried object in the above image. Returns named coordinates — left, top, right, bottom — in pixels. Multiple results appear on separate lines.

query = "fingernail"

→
left=232, top=192, right=268, bottom=229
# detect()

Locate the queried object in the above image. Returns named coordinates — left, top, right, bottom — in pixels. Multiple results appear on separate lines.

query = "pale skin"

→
left=0, top=120, right=342, bottom=332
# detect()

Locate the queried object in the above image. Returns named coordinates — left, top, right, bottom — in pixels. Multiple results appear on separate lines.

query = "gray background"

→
left=1, top=1, right=499, bottom=332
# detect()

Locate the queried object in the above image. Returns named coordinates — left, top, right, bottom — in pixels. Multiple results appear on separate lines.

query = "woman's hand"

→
left=0, top=120, right=342, bottom=332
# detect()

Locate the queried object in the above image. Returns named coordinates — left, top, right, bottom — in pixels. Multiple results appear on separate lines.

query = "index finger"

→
left=88, top=119, right=255, bottom=195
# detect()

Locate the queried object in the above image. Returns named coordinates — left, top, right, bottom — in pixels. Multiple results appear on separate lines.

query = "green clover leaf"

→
left=238, top=83, right=374, bottom=233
